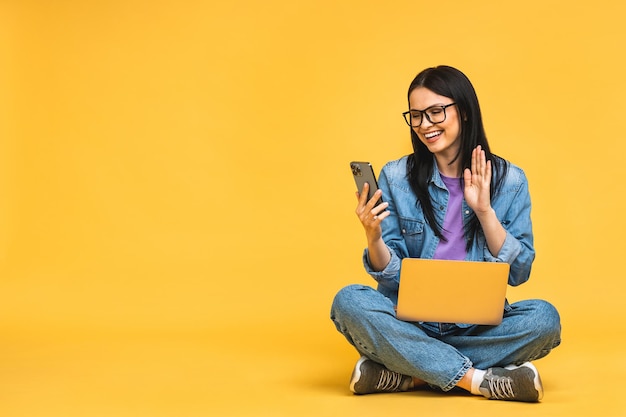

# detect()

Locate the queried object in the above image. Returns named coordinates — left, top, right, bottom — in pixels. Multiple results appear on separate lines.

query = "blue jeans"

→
left=330, top=284, right=562, bottom=392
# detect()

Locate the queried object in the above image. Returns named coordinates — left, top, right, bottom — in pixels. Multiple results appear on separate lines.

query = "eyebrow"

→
left=409, top=103, right=450, bottom=111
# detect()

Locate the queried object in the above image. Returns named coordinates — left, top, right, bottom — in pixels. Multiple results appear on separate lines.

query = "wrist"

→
left=474, top=207, right=496, bottom=221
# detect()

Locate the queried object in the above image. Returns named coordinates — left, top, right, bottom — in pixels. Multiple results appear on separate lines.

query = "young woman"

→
left=330, top=66, right=561, bottom=402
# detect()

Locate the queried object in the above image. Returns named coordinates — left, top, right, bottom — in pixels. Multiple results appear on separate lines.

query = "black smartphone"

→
left=350, top=161, right=384, bottom=208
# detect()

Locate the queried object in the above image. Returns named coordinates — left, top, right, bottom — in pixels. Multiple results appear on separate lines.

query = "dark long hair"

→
left=406, top=65, right=508, bottom=250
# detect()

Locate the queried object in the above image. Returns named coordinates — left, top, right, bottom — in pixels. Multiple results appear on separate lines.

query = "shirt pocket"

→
left=399, top=217, right=425, bottom=255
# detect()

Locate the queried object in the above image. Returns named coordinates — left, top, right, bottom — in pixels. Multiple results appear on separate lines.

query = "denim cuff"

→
left=362, top=247, right=401, bottom=289
left=483, top=231, right=521, bottom=264
left=441, top=358, right=473, bottom=392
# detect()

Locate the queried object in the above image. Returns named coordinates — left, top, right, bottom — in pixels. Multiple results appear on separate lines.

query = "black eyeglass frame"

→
left=402, top=103, right=457, bottom=127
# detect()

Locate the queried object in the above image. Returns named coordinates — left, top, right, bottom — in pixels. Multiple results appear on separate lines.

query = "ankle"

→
left=411, top=377, right=427, bottom=389
left=470, top=369, right=486, bottom=395
left=455, top=368, right=474, bottom=392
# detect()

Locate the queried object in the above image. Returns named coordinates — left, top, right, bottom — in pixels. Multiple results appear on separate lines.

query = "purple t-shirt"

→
left=433, top=174, right=467, bottom=260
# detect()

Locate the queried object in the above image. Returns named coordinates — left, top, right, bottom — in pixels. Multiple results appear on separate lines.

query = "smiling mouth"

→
left=424, top=131, right=442, bottom=141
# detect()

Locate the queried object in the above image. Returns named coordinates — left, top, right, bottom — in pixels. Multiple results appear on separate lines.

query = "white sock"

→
left=470, top=369, right=486, bottom=395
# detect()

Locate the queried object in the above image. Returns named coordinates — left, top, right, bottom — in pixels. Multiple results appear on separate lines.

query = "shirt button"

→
left=465, top=210, right=470, bottom=215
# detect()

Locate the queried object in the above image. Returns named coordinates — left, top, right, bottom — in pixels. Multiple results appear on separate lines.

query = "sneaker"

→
left=349, top=356, right=413, bottom=395
left=479, top=362, right=544, bottom=402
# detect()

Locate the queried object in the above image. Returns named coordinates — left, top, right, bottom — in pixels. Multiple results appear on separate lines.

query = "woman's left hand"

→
left=463, top=145, right=492, bottom=214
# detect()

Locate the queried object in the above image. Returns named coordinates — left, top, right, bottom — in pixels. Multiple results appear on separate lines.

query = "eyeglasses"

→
left=402, top=103, right=457, bottom=127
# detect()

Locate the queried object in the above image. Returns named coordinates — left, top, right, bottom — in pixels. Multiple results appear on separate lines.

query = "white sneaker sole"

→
left=349, top=356, right=369, bottom=393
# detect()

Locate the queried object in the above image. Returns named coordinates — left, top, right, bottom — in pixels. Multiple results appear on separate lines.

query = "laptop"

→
left=396, top=258, right=510, bottom=325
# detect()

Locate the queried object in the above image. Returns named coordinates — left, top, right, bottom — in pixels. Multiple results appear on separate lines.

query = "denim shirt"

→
left=363, top=155, right=535, bottom=306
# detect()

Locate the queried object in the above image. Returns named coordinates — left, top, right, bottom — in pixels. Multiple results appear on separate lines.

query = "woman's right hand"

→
left=355, top=182, right=390, bottom=243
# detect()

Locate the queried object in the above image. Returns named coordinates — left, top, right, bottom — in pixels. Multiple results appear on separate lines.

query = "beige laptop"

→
left=396, top=258, right=510, bottom=325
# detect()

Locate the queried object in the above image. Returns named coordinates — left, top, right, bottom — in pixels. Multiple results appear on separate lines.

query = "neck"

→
left=435, top=154, right=462, bottom=178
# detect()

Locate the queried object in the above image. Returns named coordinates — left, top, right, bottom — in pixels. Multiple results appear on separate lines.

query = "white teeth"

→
left=425, top=131, right=442, bottom=139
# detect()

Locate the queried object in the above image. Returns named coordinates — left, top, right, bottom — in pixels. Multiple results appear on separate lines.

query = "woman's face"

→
left=408, top=87, right=461, bottom=161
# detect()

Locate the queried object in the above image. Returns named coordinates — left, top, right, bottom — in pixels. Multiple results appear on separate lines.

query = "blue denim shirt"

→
left=363, top=155, right=535, bottom=305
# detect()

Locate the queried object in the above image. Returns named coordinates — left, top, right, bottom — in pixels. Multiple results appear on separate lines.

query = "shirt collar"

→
left=429, top=158, right=447, bottom=189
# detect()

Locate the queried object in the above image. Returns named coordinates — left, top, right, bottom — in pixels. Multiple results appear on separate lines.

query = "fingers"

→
left=355, top=183, right=384, bottom=213
left=355, top=182, right=368, bottom=204
left=478, top=146, right=486, bottom=175
left=463, top=167, right=472, bottom=188
left=470, top=145, right=489, bottom=179
left=356, top=197, right=389, bottom=221
left=355, top=182, right=389, bottom=228
left=471, top=145, right=482, bottom=174
left=362, top=204, right=390, bottom=227
left=471, top=145, right=478, bottom=174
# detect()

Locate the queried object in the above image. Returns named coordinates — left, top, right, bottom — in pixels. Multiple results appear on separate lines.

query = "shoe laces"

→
left=486, top=375, right=515, bottom=400
left=376, top=368, right=404, bottom=392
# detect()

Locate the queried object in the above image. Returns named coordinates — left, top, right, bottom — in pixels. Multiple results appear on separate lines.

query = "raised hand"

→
left=463, top=145, right=492, bottom=214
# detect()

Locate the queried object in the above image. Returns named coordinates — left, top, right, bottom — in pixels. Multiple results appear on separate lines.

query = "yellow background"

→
left=1, top=1, right=625, bottom=416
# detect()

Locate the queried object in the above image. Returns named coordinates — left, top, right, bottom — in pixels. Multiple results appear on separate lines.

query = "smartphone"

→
left=350, top=161, right=384, bottom=208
